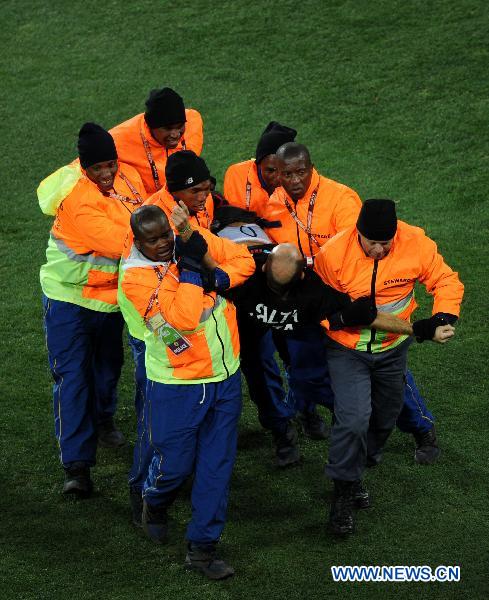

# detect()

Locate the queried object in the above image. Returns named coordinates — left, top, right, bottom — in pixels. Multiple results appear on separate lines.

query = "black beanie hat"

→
left=357, top=199, right=398, bottom=240
left=78, top=122, right=117, bottom=169
left=255, top=121, right=297, bottom=163
left=144, top=87, right=187, bottom=128
left=165, top=150, right=210, bottom=192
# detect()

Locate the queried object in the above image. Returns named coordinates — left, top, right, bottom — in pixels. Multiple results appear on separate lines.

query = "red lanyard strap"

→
left=143, top=264, right=170, bottom=320
left=140, top=127, right=162, bottom=191
left=108, top=172, right=144, bottom=205
left=245, top=180, right=252, bottom=211
left=140, top=126, right=187, bottom=192
left=282, top=183, right=322, bottom=250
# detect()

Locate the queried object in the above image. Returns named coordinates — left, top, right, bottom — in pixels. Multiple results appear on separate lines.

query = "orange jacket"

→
left=223, top=159, right=270, bottom=217
left=110, top=110, right=203, bottom=194
left=264, top=169, right=361, bottom=258
left=41, top=163, right=146, bottom=310
left=314, top=221, right=464, bottom=352
left=121, top=231, right=255, bottom=382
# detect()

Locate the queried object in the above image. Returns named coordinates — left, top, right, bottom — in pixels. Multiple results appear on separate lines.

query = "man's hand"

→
left=412, top=315, right=455, bottom=342
left=171, top=201, right=192, bottom=241
left=432, top=324, right=455, bottom=344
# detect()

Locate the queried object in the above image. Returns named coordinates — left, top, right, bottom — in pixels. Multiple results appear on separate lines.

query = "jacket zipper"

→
left=366, top=260, right=378, bottom=353
left=207, top=293, right=230, bottom=378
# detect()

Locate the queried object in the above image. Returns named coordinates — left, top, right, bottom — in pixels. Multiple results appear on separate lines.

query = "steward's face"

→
left=85, top=160, right=118, bottom=192
left=135, top=219, right=174, bottom=262
left=278, top=156, right=313, bottom=201
left=359, top=233, right=393, bottom=260
left=172, top=180, right=211, bottom=214
left=150, top=122, right=186, bottom=149
left=258, top=155, right=280, bottom=194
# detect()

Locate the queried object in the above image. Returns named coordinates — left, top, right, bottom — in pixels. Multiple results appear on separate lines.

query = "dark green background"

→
left=1, top=1, right=488, bottom=598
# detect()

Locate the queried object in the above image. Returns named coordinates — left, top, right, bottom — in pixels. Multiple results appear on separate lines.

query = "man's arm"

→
left=418, top=233, right=464, bottom=316
left=372, top=312, right=413, bottom=335
left=371, top=312, right=455, bottom=344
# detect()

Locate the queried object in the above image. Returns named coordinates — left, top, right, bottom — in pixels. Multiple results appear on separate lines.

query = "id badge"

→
left=146, top=314, right=192, bottom=355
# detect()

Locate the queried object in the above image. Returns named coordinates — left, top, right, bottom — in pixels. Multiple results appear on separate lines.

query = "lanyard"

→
left=195, top=208, right=211, bottom=229
left=282, top=183, right=324, bottom=256
left=107, top=172, right=144, bottom=206
left=143, top=263, right=172, bottom=320
left=245, top=180, right=252, bottom=211
left=140, top=125, right=186, bottom=192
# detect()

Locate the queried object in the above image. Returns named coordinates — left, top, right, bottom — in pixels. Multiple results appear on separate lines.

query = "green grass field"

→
left=1, top=1, right=488, bottom=598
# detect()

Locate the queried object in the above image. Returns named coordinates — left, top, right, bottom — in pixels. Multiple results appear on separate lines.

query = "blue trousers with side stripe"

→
left=42, top=295, right=124, bottom=467
left=143, top=369, right=242, bottom=545
left=127, top=335, right=152, bottom=492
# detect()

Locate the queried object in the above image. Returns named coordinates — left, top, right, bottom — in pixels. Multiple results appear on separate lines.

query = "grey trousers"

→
left=324, top=337, right=413, bottom=482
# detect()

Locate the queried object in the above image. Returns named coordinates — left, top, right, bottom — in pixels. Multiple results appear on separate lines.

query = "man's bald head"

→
left=265, top=243, right=305, bottom=294
left=276, top=142, right=312, bottom=166
left=130, top=205, right=169, bottom=240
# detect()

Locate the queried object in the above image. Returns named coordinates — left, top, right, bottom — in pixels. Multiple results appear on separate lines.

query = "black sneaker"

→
left=352, top=480, right=371, bottom=509
left=62, top=462, right=93, bottom=499
left=413, top=426, right=441, bottom=465
left=298, top=410, right=329, bottom=440
left=97, top=418, right=126, bottom=448
left=328, top=479, right=355, bottom=535
left=185, top=543, right=235, bottom=580
left=273, top=422, right=300, bottom=468
left=142, top=499, right=168, bottom=543
left=129, top=487, right=143, bottom=527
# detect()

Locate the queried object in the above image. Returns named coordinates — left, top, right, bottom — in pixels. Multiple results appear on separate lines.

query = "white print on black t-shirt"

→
left=253, top=304, right=299, bottom=331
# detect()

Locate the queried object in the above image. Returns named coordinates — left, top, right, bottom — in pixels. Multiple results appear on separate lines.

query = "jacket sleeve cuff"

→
left=214, top=268, right=230, bottom=291
left=179, top=271, right=203, bottom=287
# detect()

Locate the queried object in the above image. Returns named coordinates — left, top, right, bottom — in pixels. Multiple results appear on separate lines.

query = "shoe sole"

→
left=328, top=523, right=355, bottom=536
left=415, top=447, right=441, bottom=465
left=141, top=505, right=168, bottom=543
left=354, top=498, right=372, bottom=510
left=62, top=484, right=93, bottom=499
left=184, top=559, right=235, bottom=580
left=97, top=438, right=126, bottom=449
left=275, top=456, right=301, bottom=468
left=297, top=418, right=330, bottom=441
left=141, top=520, right=168, bottom=543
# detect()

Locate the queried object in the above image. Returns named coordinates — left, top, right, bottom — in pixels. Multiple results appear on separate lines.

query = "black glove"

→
left=328, top=297, right=377, bottom=330
left=412, top=313, right=452, bottom=342
left=434, top=312, right=458, bottom=325
left=175, top=231, right=208, bottom=261
left=177, top=255, right=204, bottom=274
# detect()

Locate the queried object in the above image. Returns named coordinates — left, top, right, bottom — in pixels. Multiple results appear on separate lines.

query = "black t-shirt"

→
left=225, top=269, right=350, bottom=332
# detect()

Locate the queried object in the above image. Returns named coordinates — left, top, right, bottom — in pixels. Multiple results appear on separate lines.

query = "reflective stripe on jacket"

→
left=40, top=163, right=146, bottom=312
left=314, top=221, right=464, bottom=352
left=121, top=260, right=240, bottom=384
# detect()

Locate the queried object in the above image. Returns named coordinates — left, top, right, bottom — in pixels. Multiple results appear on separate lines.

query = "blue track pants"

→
left=143, top=369, right=242, bottom=545
left=43, top=295, right=124, bottom=467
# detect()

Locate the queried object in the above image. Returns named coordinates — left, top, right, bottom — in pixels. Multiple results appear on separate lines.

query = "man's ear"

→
left=300, top=271, right=305, bottom=280
left=134, top=239, right=142, bottom=252
left=261, top=263, right=266, bottom=272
